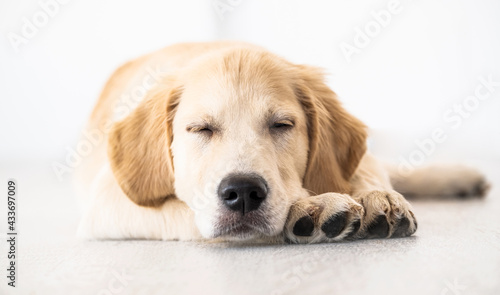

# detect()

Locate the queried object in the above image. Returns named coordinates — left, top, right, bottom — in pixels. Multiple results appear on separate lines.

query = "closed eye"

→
left=186, top=124, right=214, bottom=136
left=198, top=127, right=212, bottom=132
left=271, top=120, right=294, bottom=130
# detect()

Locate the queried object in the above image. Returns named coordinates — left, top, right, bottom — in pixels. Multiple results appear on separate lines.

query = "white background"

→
left=1, top=3, right=499, bottom=294
left=1, top=0, right=499, bottom=168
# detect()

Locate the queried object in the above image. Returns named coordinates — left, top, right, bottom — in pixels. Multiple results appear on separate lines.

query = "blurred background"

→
left=1, top=0, right=499, bottom=174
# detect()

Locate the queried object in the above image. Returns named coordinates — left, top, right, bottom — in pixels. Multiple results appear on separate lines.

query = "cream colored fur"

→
left=76, top=42, right=488, bottom=242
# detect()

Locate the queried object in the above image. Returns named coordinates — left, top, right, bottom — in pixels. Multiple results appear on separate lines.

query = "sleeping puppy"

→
left=76, top=41, right=489, bottom=243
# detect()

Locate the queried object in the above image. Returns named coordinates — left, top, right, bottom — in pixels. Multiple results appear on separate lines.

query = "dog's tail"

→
left=387, top=164, right=490, bottom=199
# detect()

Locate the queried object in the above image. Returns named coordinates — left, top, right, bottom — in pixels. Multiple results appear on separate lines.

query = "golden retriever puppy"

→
left=75, top=41, right=488, bottom=243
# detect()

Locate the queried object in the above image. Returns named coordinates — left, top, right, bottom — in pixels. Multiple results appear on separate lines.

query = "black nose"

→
left=218, top=174, right=268, bottom=214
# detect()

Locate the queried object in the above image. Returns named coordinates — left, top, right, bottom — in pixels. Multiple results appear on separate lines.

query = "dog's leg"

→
left=77, top=165, right=201, bottom=241
left=283, top=153, right=417, bottom=243
left=388, top=164, right=490, bottom=199
left=349, top=153, right=417, bottom=239
left=283, top=192, right=365, bottom=244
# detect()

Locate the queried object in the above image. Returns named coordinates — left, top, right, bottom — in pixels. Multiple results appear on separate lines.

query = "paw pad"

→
left=321, top=212, right=347, bottom=238
left=345, top=219, right=361, bottom=239
left=367, top=215, right=389, bottom=238
left=392, top=217, right=410, bottom=237
left=292, top=215, right=315, bottom=237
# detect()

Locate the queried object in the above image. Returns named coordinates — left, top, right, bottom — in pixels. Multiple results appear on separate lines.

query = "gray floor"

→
left=0, top=160, right=499, bottom=295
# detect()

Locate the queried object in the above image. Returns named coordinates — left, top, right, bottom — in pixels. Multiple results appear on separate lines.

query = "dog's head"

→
left=108, top=48, right=366, bottom=240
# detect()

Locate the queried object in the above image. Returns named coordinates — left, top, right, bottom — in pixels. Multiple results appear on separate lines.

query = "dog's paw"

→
left=284, top=193, right=364, bottom=244
left=392, top=165, right=490, bottom=199
left=453, top=174, right=490, bottom=198
left=354, top=190, right=417, bottom=239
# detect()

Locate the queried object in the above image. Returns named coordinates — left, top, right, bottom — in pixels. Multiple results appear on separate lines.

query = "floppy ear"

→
left=294, top=65, right=367, bottom=195
left=108, top=82, right=182, bottom=207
